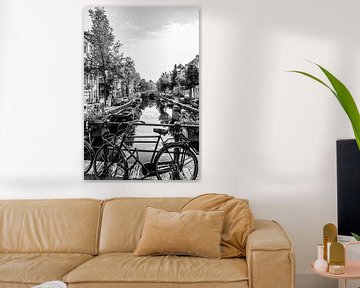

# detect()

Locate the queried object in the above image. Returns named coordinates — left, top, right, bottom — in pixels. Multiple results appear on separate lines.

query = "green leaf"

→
left=351, top=232, right=360, bottom=241
left=353, top=128, right=360, bottom=151
left=316, top=64, right=360, bottom=150
left=289, top=64, right=360, bottom=151
left=288, top=70, right=337, bottom=99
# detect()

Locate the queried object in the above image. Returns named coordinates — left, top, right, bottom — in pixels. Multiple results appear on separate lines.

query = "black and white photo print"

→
left=83, top=6, right=200, bottom=180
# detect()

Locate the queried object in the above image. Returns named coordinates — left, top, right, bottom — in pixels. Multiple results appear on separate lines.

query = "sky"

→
left=84, top=6, right=199, bottom=82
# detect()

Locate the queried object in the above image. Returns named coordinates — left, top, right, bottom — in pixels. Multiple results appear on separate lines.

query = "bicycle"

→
left=84, top=140, right=94, bottom=175
left=93, top=121, right=198, bottom=180
left=84, top=120, right=110, bottom=176
left=84, top=120, right=95, bottom=175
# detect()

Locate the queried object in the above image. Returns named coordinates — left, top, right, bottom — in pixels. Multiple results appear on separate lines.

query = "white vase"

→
left=314, top=244, right=328, bottom=272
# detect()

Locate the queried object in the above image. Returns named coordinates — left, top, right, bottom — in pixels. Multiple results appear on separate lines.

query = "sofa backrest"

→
left=99, top=197, right=190, bottom=253
left=0, top=199, right=102, bottom=254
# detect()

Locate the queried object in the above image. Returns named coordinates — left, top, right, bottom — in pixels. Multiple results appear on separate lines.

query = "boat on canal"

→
left=107, top=108, right=135, bottom=134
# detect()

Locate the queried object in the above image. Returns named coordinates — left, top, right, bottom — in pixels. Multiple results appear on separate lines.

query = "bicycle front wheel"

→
left=93, top=144, right=128, bottom=180
left=154, top=143, right=198, bottom=180
left=84, top=141, right=94, bottom=175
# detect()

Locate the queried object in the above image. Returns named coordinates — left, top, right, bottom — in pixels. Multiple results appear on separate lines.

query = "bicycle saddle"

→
left=153, top=127, right=168, bottom=135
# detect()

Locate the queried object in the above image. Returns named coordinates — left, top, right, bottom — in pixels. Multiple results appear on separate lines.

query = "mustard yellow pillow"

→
left=134, top=207, right=225, bottom=258
left=181, top=193, right=255, bottom=258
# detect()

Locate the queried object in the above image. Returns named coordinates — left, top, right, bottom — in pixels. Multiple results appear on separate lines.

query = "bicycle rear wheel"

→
left=154, top=143, right=198, bottom=180
left=84, top=141, right=94, bottom=175
left=93, top=144, right=128, bottom=180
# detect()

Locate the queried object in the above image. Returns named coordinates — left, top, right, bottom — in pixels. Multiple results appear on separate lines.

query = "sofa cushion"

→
left=134, top=207, right=225, bottom=258
left=99, top=198, right=190, bottom=253
left=181, top=194, right=254, bottom=258
left=63, top=253, right=248, bottom=285
left=0, top=199, right=102, bottom=254
left=0, top=253, right=93, bottom=285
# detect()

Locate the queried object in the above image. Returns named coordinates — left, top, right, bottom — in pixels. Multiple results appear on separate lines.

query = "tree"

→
left=133, top=72, right=141, bottom=92
left=157, top=72, right=171, bottom=92
left=108, top=42, right=124, bottom=93
left=121, top=57, right=136, bottom=97
left=185, top=64, right=199, bottom=98
left=176, top=64, right=186, bottom=87
left=139, top=79, right=150, bottom=92
left=87, top=7, right=121, bottom=105
left=176, top=74, right=186, bottom=88
left=171, top=64, right=178, bottom=90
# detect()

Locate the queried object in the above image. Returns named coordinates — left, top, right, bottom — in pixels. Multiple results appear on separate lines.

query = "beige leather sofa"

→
left=0, top=198, right=295, bottom=288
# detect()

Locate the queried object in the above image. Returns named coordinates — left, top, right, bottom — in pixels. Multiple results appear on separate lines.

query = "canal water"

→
left=128, top=96, right=173, bottom=163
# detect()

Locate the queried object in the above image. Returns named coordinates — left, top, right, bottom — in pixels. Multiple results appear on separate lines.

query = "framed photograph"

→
left=83, top=6, right=200, bottom=180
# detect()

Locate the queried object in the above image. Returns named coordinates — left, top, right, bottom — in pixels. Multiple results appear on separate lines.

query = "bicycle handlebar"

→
left=112, top=120, right=146, bottom=136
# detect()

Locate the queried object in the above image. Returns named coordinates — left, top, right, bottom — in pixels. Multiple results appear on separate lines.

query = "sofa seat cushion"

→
left=0, top=253, right=93, bottom=285
left=64, top=253, right=248, bottom=285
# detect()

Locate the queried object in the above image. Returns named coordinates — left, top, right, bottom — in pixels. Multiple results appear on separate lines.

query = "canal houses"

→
left=185, top=55, right=200, bottom=99
left=84, top=31, right=123, bottom=106
left=84, top=32, right=100, bottom=104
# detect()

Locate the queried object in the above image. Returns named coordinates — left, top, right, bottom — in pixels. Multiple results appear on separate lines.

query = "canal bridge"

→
left=141, top=90, right=159, bottom=99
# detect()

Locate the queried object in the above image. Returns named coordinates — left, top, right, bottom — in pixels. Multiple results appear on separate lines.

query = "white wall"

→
left=1, top=0, right=359, bottom=287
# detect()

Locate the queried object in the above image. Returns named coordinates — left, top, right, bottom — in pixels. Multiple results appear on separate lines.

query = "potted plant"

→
left=290, top=63, right=360, bottom=240
left=290, top=63, right=360, bottom=149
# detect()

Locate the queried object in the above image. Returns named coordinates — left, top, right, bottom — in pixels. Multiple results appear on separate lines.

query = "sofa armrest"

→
left=246, top=220, right=295, bottom=288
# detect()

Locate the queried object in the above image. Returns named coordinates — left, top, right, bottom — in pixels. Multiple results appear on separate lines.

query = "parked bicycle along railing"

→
left=89, top=120, right=199, bottom=180
left=84, top=120, right=110, bottom=175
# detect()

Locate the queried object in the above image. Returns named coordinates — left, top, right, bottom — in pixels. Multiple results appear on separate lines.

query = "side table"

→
left=311, top=242, right=360, bottom=288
